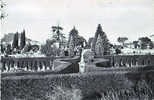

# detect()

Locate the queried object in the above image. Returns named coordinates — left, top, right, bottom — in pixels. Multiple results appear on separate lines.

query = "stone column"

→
left=10, top=61, right=14, bottom=71
left=6, top=61, right=10, bottom=72
left=37, top=61, right=41, bottom=71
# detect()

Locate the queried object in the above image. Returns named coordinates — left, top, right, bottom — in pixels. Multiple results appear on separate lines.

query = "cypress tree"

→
left=12, top=32, right=19, bottom=49
left=1, top=44, right=4, bottom=53
left=92, top=24, right=110, bottom=56
left=20, top=30, right=26, bottom=49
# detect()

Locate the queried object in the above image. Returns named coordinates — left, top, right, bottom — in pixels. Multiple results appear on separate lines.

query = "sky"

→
left=1, top=0, right=154, bottom=43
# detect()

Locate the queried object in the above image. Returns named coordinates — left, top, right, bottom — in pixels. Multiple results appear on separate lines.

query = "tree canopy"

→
left=117, top=37, right=128, bottom=44
left=92, top=24, right=110, bottom=56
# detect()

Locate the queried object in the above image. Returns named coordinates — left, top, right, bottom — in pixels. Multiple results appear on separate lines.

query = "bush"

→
left=45, top=86, right=82, bottom=100
left=115, top=48, right=121, bottom=55
left=40, top=40, right=58, bottom=56
left=22, top=42, right=31, bottom=53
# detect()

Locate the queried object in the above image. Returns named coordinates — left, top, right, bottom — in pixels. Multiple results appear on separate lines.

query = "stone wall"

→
left=1, top=56, right=54, bottom=72
left=102, top=55, right=154, bottom=67
left=86, top=55, right=154, bottom=72
left=1, top=56, right=80, bottom=77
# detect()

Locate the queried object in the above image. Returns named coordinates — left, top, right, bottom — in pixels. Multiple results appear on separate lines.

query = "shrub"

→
left=22, top=42, right=31, bottom=53
left=45, top=86, right=82, bottom=100
left=40, top=40, right=58, bottom=56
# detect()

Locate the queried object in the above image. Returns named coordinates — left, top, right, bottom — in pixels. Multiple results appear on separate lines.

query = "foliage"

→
left=149, top=42, right=154, bottom=49
left=68, top=27, right=87, bottom=52
left=77, top=36, right=87, bottom=47
left=95, top=34, right=104, bottom=56
left=117, top=37, right=128, bottom=45
left=115, top=48, right=121, bottom=55
left=133, top=41, right=139, bottom=49
left=139, top=37, right=151, bottom=44
left=1, top=43, right=5, bottom=53
left=5, top=44, right=12, bottom=55
left=22, top=42, right=31, bottom=53
left=92, top=24, right=110, bottom=56
left=51, top=25, right=63, bottom=41
left=68, top=27, right=79, bottom=48
left=51, top=25, right=66, bottom=48
left=12, top=32, right=19, bottom=49
left=40, top=39, right=57, bottom=56
left=139, top=37, right=152, bottom=49
left=31, top=45, right=39, bottom=52
left=68, top=36, right=75, bottom=57
left=45, top=86, right=82, bottom=100
left=20, top=30, right=26, bottom=50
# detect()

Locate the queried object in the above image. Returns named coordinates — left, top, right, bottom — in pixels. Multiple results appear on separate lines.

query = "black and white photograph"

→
left=0, top=0, right=154, bottom=100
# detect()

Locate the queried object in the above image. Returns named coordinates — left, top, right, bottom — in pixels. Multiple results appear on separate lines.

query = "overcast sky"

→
left=1, top=0, right=154, bottom=43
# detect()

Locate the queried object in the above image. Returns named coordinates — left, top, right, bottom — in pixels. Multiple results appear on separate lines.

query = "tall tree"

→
left=12, top=32, right=19, bottom=49
left=92, top=24, right=110, bottom=56
left=51, top=25, right=65, bottom=48
left=68, top=36, right=75, bottom=56
left=0, top=43, right=4, bottom=53
left=20, top=30, right=26, bottom=49
left=68, top=27, right=78, bottom=47
left=5, top=44, right=11, bottom=55
left=68, top=26, right=87, bottom=48
left=40, top=40, right=57, bottom=56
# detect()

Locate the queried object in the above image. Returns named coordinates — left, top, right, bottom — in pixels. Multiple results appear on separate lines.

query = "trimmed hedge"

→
left=2, top=69, right=154, bottom=100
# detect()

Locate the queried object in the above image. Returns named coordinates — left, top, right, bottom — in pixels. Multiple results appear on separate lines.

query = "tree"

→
left=68, top=27, right=79, bottom=47
left=68, top=36, right=75, bottom=57
left=12, top=32, right=19, bottom=49
left=51, top=25, right=65, bottom=48
left=0, top=43, right=5, bottom=53
left=77, top=36, right=87, bottom=48
left=115, top=48, right=121, bottom=55
left=95, top=34, right=104, bottom=56
left=20, top=30, right=26, bottom=50
left=139, top=37, right=151, bottom=49
left=22, top=42, right=31, bottom=53
left=40, top=39, right=57, bottom=56
left=92, top=24, right=110, bottom=56
left=117, top=37, right=128, bottom=46
left=5, top=44, right=12, bottom=55
left=133, top=41, right=139, bottom=49
left=68, top=27, right=87, bottom=49
left=149, top=42, right=153, bottom=49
